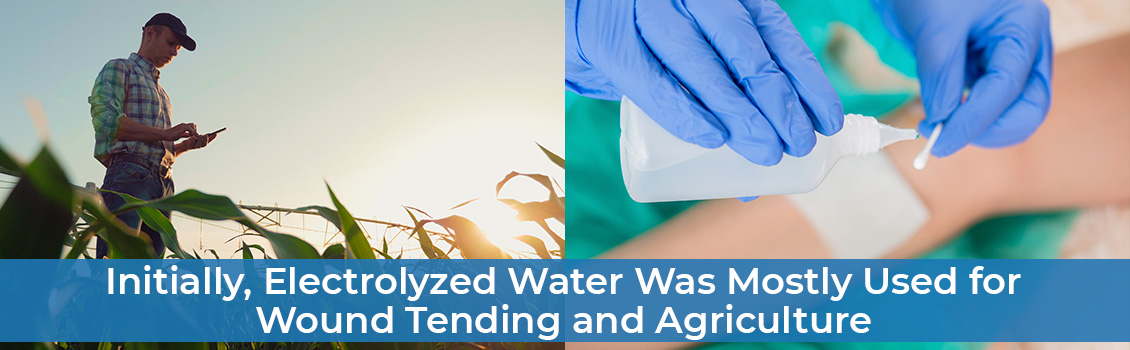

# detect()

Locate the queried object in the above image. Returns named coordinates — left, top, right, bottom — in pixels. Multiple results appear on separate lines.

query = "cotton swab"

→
left=913, top=123, right=943, bottom=170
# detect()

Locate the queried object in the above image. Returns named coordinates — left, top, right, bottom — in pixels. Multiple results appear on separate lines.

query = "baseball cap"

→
left=143, top=13, right=196, bottom=51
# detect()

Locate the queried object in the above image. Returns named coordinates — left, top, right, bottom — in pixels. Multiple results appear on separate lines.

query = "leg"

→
left=95, top=181, right=140, bottom=259
left=95, top=160, right=170, bottom=258
left=602, top=34, right=1130, bottom=260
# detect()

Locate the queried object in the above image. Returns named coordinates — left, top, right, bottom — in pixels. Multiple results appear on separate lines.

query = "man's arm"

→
left=90, top=60, right=130, bottom=145
left=116, top=115, right=196, bottom=143
left=90, top=59, right=197, bottom=144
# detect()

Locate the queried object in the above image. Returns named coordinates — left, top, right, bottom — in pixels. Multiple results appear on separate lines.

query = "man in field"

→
left=89, top=13, right=215, bottom=258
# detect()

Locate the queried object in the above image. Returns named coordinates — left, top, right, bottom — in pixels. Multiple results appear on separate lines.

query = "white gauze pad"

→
left=787, top=151, right=929, bottom=258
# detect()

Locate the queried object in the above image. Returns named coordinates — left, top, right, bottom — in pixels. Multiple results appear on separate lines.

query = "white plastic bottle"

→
left=620, top=97, right=919, bottom=203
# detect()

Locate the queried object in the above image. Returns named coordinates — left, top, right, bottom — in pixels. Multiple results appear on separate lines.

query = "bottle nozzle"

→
left=877, top=124, right=919, bottom=149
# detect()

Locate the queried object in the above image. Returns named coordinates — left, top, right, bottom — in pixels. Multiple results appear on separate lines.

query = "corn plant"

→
left=0, top=141, right=564, bottom=350
left=0, top=138, right=562, bottom=261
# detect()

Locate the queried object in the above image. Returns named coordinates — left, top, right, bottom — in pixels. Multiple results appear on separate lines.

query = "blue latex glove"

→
left=872, top=0, right=1053, bottom=157
left=566, top=0, right=844, bottom=167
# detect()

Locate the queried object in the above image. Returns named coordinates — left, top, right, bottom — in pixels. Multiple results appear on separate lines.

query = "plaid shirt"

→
left=89, top=53, right=175, bottom=169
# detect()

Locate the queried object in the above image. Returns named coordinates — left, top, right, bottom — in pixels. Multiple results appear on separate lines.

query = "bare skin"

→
left=570, top=35, right=1130, bottom=350
left=113, top=25, right=216, bottom=158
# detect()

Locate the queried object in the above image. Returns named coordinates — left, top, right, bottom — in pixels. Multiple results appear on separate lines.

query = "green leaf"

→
left=536, top=142, right=564, bottom=169
left=64, top=224, right=98, bottom=259
left=114, top=188, right=318, bottom=259
left=321, top=243, right=346, bottom=259
left=241, top=241, right=253, bottom=259
left=109, top=190, right=192, bottom=259
left=0, top=141, right=21, bottom=176
left=375, top=248, right=394, bottom=260
left=237, top=218, right=320, bottom=259
left=381, top=236, right=390, bottom=256
left=326, top=183, right=376, bottom=259
left=248, top=244, right=268, bottom=258
left=404, top=208, right=438, bottom=259
left=223, top=233, right=260, bottom=244
left=294, top=205, right=345, bottom=244
left=374, top=236, right=394, bottom=259
left=134, top=207, right=181, bottom=256
left=295, top=205, right=343, bottom=230
left=23, top=147, right=74, bottom=208
left=129, top=189, right=245, bottom=220
left=513, top=235, right=552, bottom=259
left=83, top=200, right=156, bottom=259
left=0, top=148, right=73, bottom=259
left=235, top=242, right=269, bottom=259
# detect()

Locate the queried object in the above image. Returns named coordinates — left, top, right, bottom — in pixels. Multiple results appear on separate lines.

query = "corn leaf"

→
left=533, top=219, right=565, bottom=249
left=246, top=244, right=268, bottom=258
left=0, top=177, right=71, bottom=258
left=118, top=189, right=318, bottom=259
left=449, top=198, right=478, bottom=210
left=0, top=142, right=21, bottom=176
left=108, top=190, right=191, bottom=259
left=496, top=171, right=559, bottom=201
left=137, top=206, right=190, bottom=259
left=81, top=200, right=156, bottom=259
left=405, top=208, right=438, bottom=259
left=404, top=205, right=432, bottom=218
left=513, top=235, right=552, bottom=259
left=326, top=183, right=376, bottom=259
left=380, top=236, right=391, bottom=258
left=0, top=148, right=73, bottom=259
left=428, top=216, right=508, bottom=259
left=321, top=243, right=346, bottom=259
left=126, top=189, right=245, bottom=220
left=237, top=218, right=320, bottom=259
left=536, top=143, right=564, bottom=169
left=64, top=221, right=100, bottom=260
left=22, top=147, right=73, bottom=208
left=497, top=198, right=564, bottom=223
left=294, top=205, right=342, bottom=230
left=294, top=205, right=345, bottom=245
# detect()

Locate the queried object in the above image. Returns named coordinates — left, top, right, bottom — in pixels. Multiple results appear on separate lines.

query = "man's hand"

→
left=174, top=132, right=216, bottom=156
left=164, top=123, right=198, bottom=141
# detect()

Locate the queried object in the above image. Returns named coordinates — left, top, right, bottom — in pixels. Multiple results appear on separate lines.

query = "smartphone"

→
left=205, top=127, right=226, bottom=136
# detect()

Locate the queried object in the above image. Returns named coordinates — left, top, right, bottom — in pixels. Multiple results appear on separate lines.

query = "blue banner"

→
left=0, top=259, right=1126, bottom=342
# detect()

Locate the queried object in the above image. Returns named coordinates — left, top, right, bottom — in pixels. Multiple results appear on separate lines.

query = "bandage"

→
left=787, top=151, right=929, bottom=258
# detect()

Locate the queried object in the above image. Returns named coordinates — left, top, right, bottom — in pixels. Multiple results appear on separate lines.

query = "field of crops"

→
left=0, top=142, right=564, bottom=350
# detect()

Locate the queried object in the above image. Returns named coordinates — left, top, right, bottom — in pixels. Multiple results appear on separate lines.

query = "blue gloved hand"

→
left=566, top=0, right=844, bottom=166
left=872, top=0, right=1053, bottom=157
